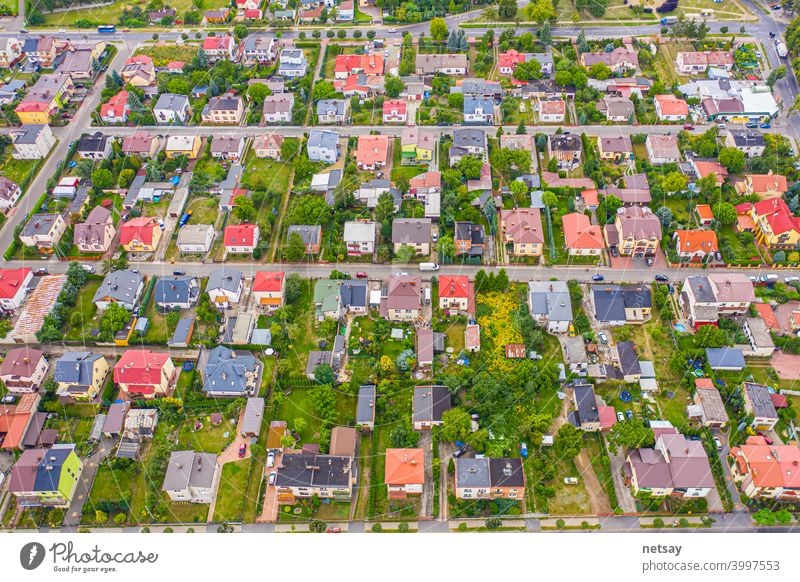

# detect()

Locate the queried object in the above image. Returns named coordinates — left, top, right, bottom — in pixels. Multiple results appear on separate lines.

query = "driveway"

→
left=256, top=451, right=283, bottom=523
left=574, top=450, right=612, bottom=515
left=607, top=449, right=637, bottom=515
left=712, top=428, right=748, bottom=513
left=608, top=250, right=667, bottom=272
left=419, top=431, right=434, bottom=519
left=61, top=436, right=116, bottom=530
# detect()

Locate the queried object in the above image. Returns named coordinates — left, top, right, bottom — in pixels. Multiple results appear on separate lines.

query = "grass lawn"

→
left=442, top=321, right=466, bottom=354
left=0, top=154, right=40, bottom=187
left=141, top=293, right=168, bottom=344
left=275, top=386, right=356, bottom=444
left=241, top=156, right=293, bottom=195
left=526, top=453, right=592, bottom=514
left=676, top=0, right=753, bottom=20
left=84, top=461, right=137, bottom=524
left=213, top=459, right=253, bottom=522
left=185, top=197, right=219, bottom=225
left=64, top=279, right=103, bottom=340
left=718, top=224, right=762, bottom=264
left=41, top=0, right=227, bottom=27
left=135, top=43, right=201, bottom=66
left=177, top=416, right=236, bottom=453
left=45, top=416, right=94, bottom=445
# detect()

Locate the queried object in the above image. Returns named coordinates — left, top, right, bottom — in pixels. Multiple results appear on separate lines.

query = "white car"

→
left=616, top=411, right=625, bottom=422
left=81, top=264, right=95, bottom=273
left=59, top=28, right=66, bottom=33
left=713, top=437, right=723, bottom=450
left=598, top=331, right=609, bottom=344
left=269, top=471, right=277, bottom=485
left=785, top=276, right=799, bottom=283
left=267, top=451, right=276, bottom=468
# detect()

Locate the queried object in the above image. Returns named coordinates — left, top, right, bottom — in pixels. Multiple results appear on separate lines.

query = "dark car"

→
left=746, top=122, right=758, bottom=129
left=770, top=31, right=777, bottom=38
left=609, top=247, right=618, bottom=257
left=452, top=447, right=467, bottom=458
left=34, top=268, right=49, bottom=276
left=591, top=274, right=605, bottom=282
left=625, top=410, right=634, bottom=420
left=356, top=272, right=368, bottom=279
left=238, top=443, right=246, bottom=458
left=655, top=274, right=669, bottom=282
left=173, top=270, right=186, bottom=276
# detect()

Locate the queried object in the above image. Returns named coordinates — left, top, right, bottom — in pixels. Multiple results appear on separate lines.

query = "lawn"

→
left=0, top=154, right=41, bottom=188
left=675, top=0, right=753, bottom=20
left=185, top=197, right=219, bottom=225
left=526, top=453, right=593, bottom=515
left=64, top=279, right=103, bottom=340
left=442, top=321, right=466, bottom=354
left=213, top=459, right=253, bottom=523
left=84, top=460, right=138, bottom=525
left=718, top=224, right=762, bottom=264
left=141, top=293, right=168, bottom=344
left=134, top=43, right=202, bottom=66
left=241, top=156, right=293, bottom=195
left=274, top=386, right=356, bottom=445
left=176, top=415, right=236, bottom=453
left=45, top=416, right=94, bottom=446
left=41, top=0, right=228, bottom=27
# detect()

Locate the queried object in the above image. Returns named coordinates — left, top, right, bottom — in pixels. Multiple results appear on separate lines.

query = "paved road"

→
left=61, top=436, right=115, bottom=531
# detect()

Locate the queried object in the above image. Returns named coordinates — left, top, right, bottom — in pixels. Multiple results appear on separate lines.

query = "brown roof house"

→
left=626, top=432, right=715, bottom=498
left=500, top=208, right=544, bottom=257
left=0, top=347, right=49, bottom=393
left=391, top=218, right=432, bottom=255
left=74, top=206, right=115, bottom=253
left=603, top=206, right=662, bottom=257
left=380, top=274, right=423, bottom=322
left=329, top=426, right=357, bottom=457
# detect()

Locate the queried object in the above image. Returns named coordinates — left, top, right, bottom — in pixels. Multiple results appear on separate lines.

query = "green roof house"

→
left=314, top=279, right=342, bottom=321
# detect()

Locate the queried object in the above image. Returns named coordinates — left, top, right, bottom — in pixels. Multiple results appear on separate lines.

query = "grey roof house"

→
left=153, top=276, right=200, bottom=310
left=706, top=347, right=745, bottom=371
left=93, top=269, right=145, bottom=311
left=357, top=385, right=376, bottom=429
left=412, top=385, right=451, bottom=429
left=162, top=451, right=219, bottom=503
left=527, top=281, right=573, bottom=334
left=198, top=346, right=262, bottom=398
left=591, top=285, right=652, bottom=325
left=307, top=129, right=340, bottom=162
left=241, top=397, right=265, bottom=437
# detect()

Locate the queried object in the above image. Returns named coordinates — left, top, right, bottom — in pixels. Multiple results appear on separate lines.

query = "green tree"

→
left=233, top=196, right=256, bottom=223
left=485, top=517, right=502, bottom=529
left=285, top=232, right=307, bottom=261
left=91, top=169, right=115, bottom=190
left=440, top=408, right=472, bottom=442
left=309, top=519, right=328, bottom=532
left=554, top=424, right=583, bottom=459
left=430, top=17, right=448, bottom=41
left=247, top=83, right=270, bottom=105
left=312, top=80, right=336, bottom=102
left=395, top=244, right=416, bottom=262
left=498, top=0, right=518, bottom=19
left=99, top=304, right=131, bottom=340
left=597, top=194, right=622, bottom=224
left=712, top=202, right=737, bottom=225
left=541, top=191, right=558, bottom=208
left=752, top=509, right=777, bottom=526
left=385, top=75, right=404, bottom=98
left=233, top=24, right=249, bottom=41
left=589, top=62, right=612, bottom=80
left=526, top=0, right=555, bottom=23
left=607, top=420, right=655, bottom=453
left=718, top=147, right=746, bottom=172
left=540, top=21, right=552, bottom=46
left=118, top=168, right=136, bottom=188
left=313, top=364, right=335, bottom=384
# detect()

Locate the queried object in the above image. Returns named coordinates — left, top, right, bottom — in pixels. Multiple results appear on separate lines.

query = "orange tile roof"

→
left=563, top=212, right=604, bottom=250
left=654, top=94, right=689, bottom=116
left=385, top=448, right=425, bottom=486
left=581, top=189, right=599, bottom=206
left=732, top=437, right=800, bottom=489
left=120, top=217, right=158, bottom=246
left=747, top=173, right=788, bottom=194
left=335, top=54, right=384, bottom=76
left=498, top=49, right=526, bottom=71
left=674, top=229, right=719, bottom=254
left=356, top=135, right=389, bottom=167
left=754, top=303, right=779, bottom=330
left=695, top=204, right=714, bottom=221
left=694, top=160, right=728, bottom=185
left=694, top=378, right=715, bottom=389
left=0, top=393, right=40, bottom=449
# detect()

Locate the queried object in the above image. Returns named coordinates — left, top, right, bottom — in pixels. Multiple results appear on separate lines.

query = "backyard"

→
left=0, top=154, right=41, bottom=188
left=40, top=0, right=228, bottom=27
left=213, top=459, right=253, bottom=523
left=241, top=155, right=293, bottom=195
left=64, top=279, right=103, bottom=340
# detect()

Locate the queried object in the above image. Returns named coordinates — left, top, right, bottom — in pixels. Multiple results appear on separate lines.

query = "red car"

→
left=683, top=124, right=695, bottom=130
left=356, top=272, right=368, bottom=279
left=238, top=443, right=247, bottom=458
left=758, top=432, right=773, bottom=445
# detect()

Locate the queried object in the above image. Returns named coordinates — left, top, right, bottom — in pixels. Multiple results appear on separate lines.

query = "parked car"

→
left=591, top=274, right=605, bottom=282
left=269, top=471, right=277, bottom=485
left=758, top=432, right=774, bottom=445
left=267, top=451, right=276, bottom=467
left=356, top=272, right=368, bottom=279
left=683, top=123, right=695, bottom=130
left=785, top=276, right=800, bottom=283
left=746, top=121, right=758, bottom=129
left=617, top=411, right=625, bottom=422
left=173, top=270, right=186, bottom=276
left=81, top=264, right=95, bottom=274
left=563, top=477, right=579, bottom=485
left=33, top=268, right=49, bottom=276
left=655, top=274, right=669, bottom=282
left=770, top=31, right=777, bottom=38
left=713, top=437, right=723, bottom=450
left=388, top=28, right=397, bottom=33
left=625, top=409, right=634, bottom=420
left=452, top=447, right=467, bottom=458
left=598, top=331, right=609, bottom=344
left=760, top=122, right=771, bottom=129
left=238, top=443, right=246, bottom=458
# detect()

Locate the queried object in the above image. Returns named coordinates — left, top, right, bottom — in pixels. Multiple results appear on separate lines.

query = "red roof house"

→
left=438, top=275, right=475, bottom=316
left=382, top=99, right=407, bottom=124
left=334, top=54, right=384, bottom=79
left=252, top=271, right=285, bottom=310
left=113, top=350, right=176, bottom=399
left=0, top=267, right=33, bottom=311
left=356, top=135, right=389, bottom=170
left=224, top=223, right=260, bottom=253
left=100, top=90, right=130, bottom=124
left=119, top=217, right=159, bottom=251
left=498, top=49, right=527, bottom=76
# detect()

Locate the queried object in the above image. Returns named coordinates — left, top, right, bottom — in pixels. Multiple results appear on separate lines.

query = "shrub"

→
left=555, top=519, right=565, bottom=529
left=113, top=513, right=126, bottom=525
left=653, top=517, right=665, bottom=528
left=458, top=522, right=468, bottom=531
left=371, top=522, right=383, bottom=532
left=486, top=518, right=503, bottom=530
left=398, top=521, right=409, bottom=532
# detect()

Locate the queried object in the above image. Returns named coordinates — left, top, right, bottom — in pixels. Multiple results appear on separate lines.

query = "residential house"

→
left=340, top=280, right=369, bottom=315
left=20, top=36, right=60, bottom=68
left=603, top=206, right=661, bottom=257
left=201, top=95, right=244, bottom=125
left=679, top=274, right=755, bottom=327
left=569, top=384, right=602, bottom=431
left=153, top=93, right=191, bottom=125
left=15, top=73, right=74, bottom=124
left=498, top=49, right=527, bottom=76
left=654, top=94, right=689, bottom=121
left=527, top=281, right=573, bottom=334
left=730, top=436, right=800, bottom=499
left=198, top=346, right=261, bottom=397
left=313, top=279, right=343, bottom=321
left=616, top=341, right=642, bottom=382
left=164, top=135, right=202, bottom=159
left=402, top=127, right=436, bottom=164
left=57, top=47, right=96, bottom=80
left=383, top=100, right=408, bottom=124
left=676, top=51, right=734, bottom=74
left=604, top=173, right=652, bottom=206
left=53, top=352, right=109, bottom=401
left=449, top=128, right=487, bottom=164
left=224, top=224, right=260, bottom=254
left=463, top=97, right=494, bottom=124
left=121, top=131, right=162, bottom=158
left=749, top=197, right=800, bottom=250
left=153, top=276, right=200, bottom=310
left=412, top=385, right=450, bottom=430
left=743, top=383, right=779, bottom=430
left=706, top=347, right=746, bottom=371
left=203, top=7, right=231, bottom=22
left=357, top=385, right=376, bottom=430
left=241, top=397, right=265, bottom=438
left=253, top=133, right=283, bottom=160
left=100, top=91, right=130, bottom=124
left=307, top=129, right=339, bottom=162
left=119, top=217, right=161, bottom=253
left=454, top=221, right=485, bottom=257
left=177, top=224, right=215, bottom=254
left=742, top=317, right=775, bottom=358
left=148, top=8, right=177, bottom=23
left=206, top=268, right=244, bottom=308
left=737, top=173, right=789, bottom=198
left=162, top=451, right=219, bottom=503
left=334, top=53, right=384, bottom=79
left=11, top=125, right=56, bottom=160
left=317, top=98, right=349, bottom=124
left=454, top=457, right=526, bottom=500
left=20, top=213, right=67, bottom=249
left=0, top=393, right=43, bottom=450
left=259, top=93, right=294, bottom=124
left=598, top=135, right=634, bottom=160
left=598, top=96, right=634, bottom=122
left=77, top=132, right=111, bottom=160
left=563, top=212, right=604, bottom=256
left=590, top=285, right=653, bottom=326
left=74, top=206, right=114, bottom=253
left=277, top=48, right=308, bottom=77
left=356, top=135, right=390, bottom=170
left=645, top=134, right=681, bottom=165
left=385, top=448, right=425, bottom=499
left=276, top=453, right=355, bottom=502
left=239, top=34, right=276, bottom=65
left=92, top=270, right=144, bottom=312
left=415, top=53, right=468, bottom=75
left=0, top=37, right=22, bottom=68
left=201, top=34, right=236, bottom=62
left=7, top=445, right=83, bottom=507
left=725, top=130, right=766, bottom=157
left=113, top=350, right=176, bottom=399
left=380, top=274, right=423, bottom=322
left=539, top=98, right=566, bottom=122
left=210, top=136, right=246, bottom=161
left=626, top=433, right=715, bottom=498
left=343, top=221, right=377, bottom=256
left=0, top=268, right=33, bottom=312
left=392, top=218, right=431, bottom=255
left=673, top=229, right=719, bottom=262
left=337, top=0, right=355, bottom=19
left=692, top=159, right=728, bottom=186
left=287, top=225, right=322, bottom=254
left=580, top=47, right=639, bottom=73
left=120, top=55, right=156, bottom=88
left=695, top=204, right=715, bottom=226
left=439, top=275, right=474, bottom=316
left=252, top=271, right=285, bottom=311
left=0, top=347, right=49, bottom=393
left=500, top=208, right=544, bottom=257
left=547, top=134, right=582, bottom=170
left=0, top=177, right=21, bottom=211
left=691, top=380, right=729, bottom=428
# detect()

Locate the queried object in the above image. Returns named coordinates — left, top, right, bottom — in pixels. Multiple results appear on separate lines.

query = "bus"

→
left=97, top=25, right=116, bottom=33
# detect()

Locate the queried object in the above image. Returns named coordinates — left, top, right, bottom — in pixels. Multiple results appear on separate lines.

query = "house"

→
left=15, top=73, right=74, bottom=124
left=252, top=271, right=285, bottom=311
left=307, top=129, right=339, bottom=163
left=454, top=221, right=485, bottom=257
left=306, top=350, right=335, bottom=380
left=679, top=274, right=755, bottom=327
left=240, top=397, right=265, bottom=438
left=392, top=218, right=431, bottom=255
left=201, top=34, right=236, bottom=62
left=201, top=95, right=244, bottom=125
left=0, top=37, right=22, bottom=68
left=20, top=36, right=60, bottom=67
left=343, top=221, right=377, bottom=256
left=357, top=385, right=376, bottom=430
left=385, top=448, right=424, bottom=498
left=276, top=453, right=355, bottom=502
left=92, top=270, right=144, bottom=311
left=206, top=268, right=244, bottom=308
left=148, top=7, right=177, bottom=23
left=101, top=401, right=129, bottom=438
left=725, top=130, right=765, bottom=157
left=743, top=383, right=779, bottom=430
left=77, top=132, right=112, bottom=160
left=0, top=393, right=43, bottom=450
left=53, top=352, right=109, bottom=401
left=121, top=131, right=162, bottom=158
left=113, top=350, right=176, bottom=399
left=463, top=97, right=494, bottom=124
left=120, top=55, right=156, bottom=88
left=500, top=208, right=544, bottom=257
left=119, top=217, right=161, bottom=253
left=317, top=98, right=349, bottom=124
left=100, top=91, right=130, bottom=124
left=569, top=384, right=601, bottom=432
left=645, top=134, right=681, bottom=165
left=598, top=135, right=633, bottom=160
left=253, top=133, right=283, bottom=160
left=626, top=433, right=714, bottom=498
left=653, top=94, right=689, bottom=121
left=164, top=135, right=202, bottom=159
left=168, top=318, right=195, bottom=348
left=0, top=347, right=49, bottom=393
left=590, top=285, right=652, bottom=326
left=527, top=281, right=573, bottom=334
left=162, top=451, right=219, bottom=503
left=210, top=136, right=246, bottom=161
left=676, top=51, right=734, bottom=74
left=438, top=275, right=474, bottom=317
left=340, top=280, right=369, bottom=314
left=604, top=173, right=651, bottom=206
left=563, top=212, right=604, bottom=256
left=337, top=0, right=355, bottom=19
left=498, top=49, right=527, bottom=76
left=695, top=204, right=714, bottom=226
left=198, top=346, right=261, bottom=397
left=412, top=385, right=450, bottom=430
left=737, top=173, right=789, bottom=198
left=74, top=206, right=114, bottom=253
left=400, top=128, right=435, bottom=166
left=415, top=53, right=468, bottom=75
left=380, top=274, right=423, bottom=322
left=0, top=268, right=33, bottom=312
left=598, top=96, right=634, bottom=122
left=277, top=48, right=308, bottom=77
left=615, top=341, right=642, bottom=382
left=58, top=47, right=97, bottom=81
left=749, top=197, right=800, bottom=250
left=7, top=445, right=83, bottom=507
left=153, top=93, right=191, bottom=125
left=692, top=159, right=728, bottom=186
left=603, top=206, right=661, bottom=257
left=224, top=224, right=260, bottom=254
left=334, top=53, right=384, bottom=79
left=154, top=276, right=200, bottom=310
left=176, top=224, right=214, bottom=254
left=313, top=279, right=343, bottom=321
left=262, top=93, right=295, bottom=124
left=20, top=213, right=67, bottom=249
left=454, top=457, right=526, bottom=500
left=742, top=317, right=775, bottom=358
left=416, top=328, right=437, bottom=368
left=449, top=128, right=487, bottom=164
left=382, top=99, right=407, bottom=124
left=581, top=47, right=639, bottom=73
left=673, top=229, right=719, bottom=262
left=239, top=34, right=276, bottom=65
left=691, top=380, right=729, bottom=428
left=706, top=347, right=746, bottom=371
left=730, top=436, right=800, bottom=499
left=356, top=135, right=390, bottom=170
left=11, top=125, right=56, bottom=160
left=287, top=225, right=322, bottom=254
left=548, top=134, right=582, bottom=170
left=539, top=98, right=566, bottom=123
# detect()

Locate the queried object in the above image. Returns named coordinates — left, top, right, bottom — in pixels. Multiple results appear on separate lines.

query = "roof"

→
left=744, top=383, right=778, bottom=419
left=695, top=204, right=714, bottom=221
left=392, top=218, right=431, bottom=244
left=582, top=47, right=638, bottom=68
left=308, top=129, right=339, bottom=151
left=616, top=341, right=641, bottom=376
left=728, top=129, right=765, bottom=148
left=329, top=426, right=357, bottom=457
left=489, top=457, right=525, bottom=488
left=463, top=96, right=494, bottom=115
left=224, top=224, right=258, bottom=247
left=162, top=451, right=217, bottom=491
left=177, top=223, right=214, bottom=246
left=113, top=350, right=171, bottom=386
left=528, top=281, right=573, bottom=323
left=654, top=94, right=689, bottom=116
left=93, top=270, right=143, bottom=305
left=287, top=224, right=321, bottom=246
left=646, top=134, right=681, bottom=160
left=262, top=93, right=294, bottom=114
left=412, top=385, right=451, bottom=423
left=120, top=217, right=158, bottom=246
left=706, top=347, right=746, bottom=369
left=540, top=98, right=565, bottom=114
left=455, top=457, right=491, bottom=488
left=207, top=268, right=243, bottom=294
left=237, top=398, right=264, bottom=438
left=592, top=285, right=652, bottom=322
left=100, top=90, right=129, bottom=119
left=154, top=276, right=198, bottom=304
left=23, top=213, right=62, bottom=237
left=356, top=135, right=389, bottom=166
left=203, top=95, right=242, bottom=113
left=754, top=303, right=779, bottom=330
left=599, top=135, right=633, bottom=153
left=102, top=401, right=129, bottom=434
left=335, top=53, right=384, bottom=76
left=0, top=347, right=45, bottom=378
left=11, top=275, right=66, bottom=339
left=751, top=197, right=800, bottom=236
left=415, top=53, right=468, bottom=73
left=501, top=208, right=544, bottom=245
left=317, top=98, right=347, bottom=117
left=731, top=437, right=800, bottom=489
left=276, top=453, right=353, bottom=488
left=53, top=352, right=102, bottom=387
left=707, top=273, right=755, bottom=303
left=573, top=384, right=599, bottom=424
left=747, top=173, right=788, bottom=193
left=0, top=267, right=31, bottom=299
left=8, top=444, right=76, bottom=494
left=385, top=448, right=425, bottom=485
left=614, top=206, right=662, bottom=240
left=340, top=280, right=369, bottom=309
left=382, top=274, right=422, bottom=312
left=211, top=135, right=244, bottom=155
left=343, top=221, right=377, bottom=243
left=122, top=131, right=158, bottom=155
left=154, top=92, right=189, bottom=112
left=439, top=275, right=471, bottom=299
left=694, top=386, right=729, bottom=424
left=356, top=385, right=376, bottom=425
left=563, top=212, right=604, bottom=250
left=674, top=229, right=719, bottom=254
left=201, top=34, right=233, bottom=51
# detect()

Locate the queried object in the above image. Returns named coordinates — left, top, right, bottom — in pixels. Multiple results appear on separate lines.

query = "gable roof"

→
left=162, top=451, right=217, bottom=490
left=53, top=352, right=102, bottom=386
left=120, top=216, right=158, bottom=245
left=224, top=223, right=258, bottom=247
left=0, top=347, right=45, bottom=378
left=412, top=385, right=451, bottom=423
left=199, top=346, right=259, bottom=395
left=206, top=268, right=243, bottom=293
left=0, top=267, right=31, bottom=299
left=253, top=271, right=285, bottom=293
left=528, top=281, right=573, bottom=323
left=154, top=276, right=198, bottom=304
left=592, top=285, right=652, bottom=321
left=674, top=229, right=719, bottom=254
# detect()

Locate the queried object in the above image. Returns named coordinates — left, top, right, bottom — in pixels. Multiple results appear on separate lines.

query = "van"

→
left=564, top=477, right=579, bottom=485
left=424, top=287, right=431, bottom=304
left=765, top=274, right=779, bottom=281
left=419, top=262, right=439, bottom=271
